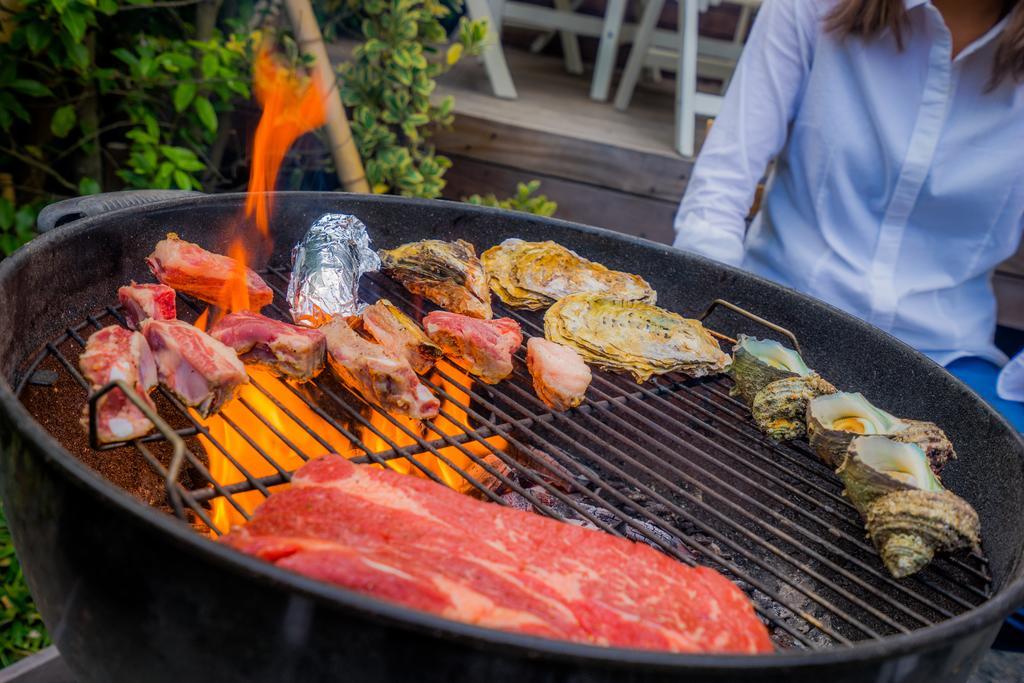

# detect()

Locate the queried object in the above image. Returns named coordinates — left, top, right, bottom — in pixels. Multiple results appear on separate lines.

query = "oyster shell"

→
left=482, top=239, right=655, bottom=310
left=836, top=436, right=979, bottom=578
left=806, top=392, right=956, bottom=472
left=806, top=392, right=904, bottom=467
left=379, top=240, right=492, bottom=319
left=544, top=293, right=730, bottom=382
left=750, top=375, right=837, bottom=441
left=729, top=335, right=814, bottom=406
left=891, top=420, right=957, bottom=473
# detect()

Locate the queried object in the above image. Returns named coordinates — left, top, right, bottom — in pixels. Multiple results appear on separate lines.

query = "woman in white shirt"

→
left=676, top=0, right=1024, bottom=643
left=675, top=0, right=1024, bottom=433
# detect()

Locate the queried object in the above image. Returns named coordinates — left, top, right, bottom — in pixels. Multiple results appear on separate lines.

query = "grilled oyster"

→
left=806, top=392, right=904, bottom=467
left=729, top=336, right=813, bottom=406
left=837, top=436, right=980, bottom=578
left=482, top=239, right=655, bottom=310
left=751, top=375, right=837, bottom=441
left=806, top=392, right=956, bottom=472
left=544, top=293, right=730, bottom=382
left=379, top=240, right=492, bottom=319
left=891, top=420, right=957, bottom=473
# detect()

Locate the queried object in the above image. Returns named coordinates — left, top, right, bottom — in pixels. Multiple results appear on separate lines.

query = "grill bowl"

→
left=1, top=192, right=1021, bottom=682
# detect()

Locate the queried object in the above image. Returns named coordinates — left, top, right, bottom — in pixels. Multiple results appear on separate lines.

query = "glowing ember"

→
left=194, top=48, right=507, bottom=534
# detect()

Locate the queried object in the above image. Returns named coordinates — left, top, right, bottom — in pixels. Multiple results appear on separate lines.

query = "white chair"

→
left=613, top=0, right=760, bottom=156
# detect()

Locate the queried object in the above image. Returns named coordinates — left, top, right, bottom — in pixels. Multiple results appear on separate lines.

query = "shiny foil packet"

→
left=287, top=213, right=381, bottom=327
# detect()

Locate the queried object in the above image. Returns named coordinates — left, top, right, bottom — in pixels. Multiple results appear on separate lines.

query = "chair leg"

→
left=612, top=0, right=665, bottom=110
left=589, top=0, right=628, bottom=101
left=675, top=0, right=698, bottom=156
left=465, top=0, right=519, bottom=99
left=553, top=0, right=584, bottom=74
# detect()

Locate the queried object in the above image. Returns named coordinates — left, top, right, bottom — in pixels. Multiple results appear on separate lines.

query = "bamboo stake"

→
left=282, top=0, right=370, bottom=192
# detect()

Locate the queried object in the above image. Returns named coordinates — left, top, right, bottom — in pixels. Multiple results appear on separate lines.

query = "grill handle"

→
left=698, top=298, right=802, bottom=354
left=37, top=190, right=202, bottom=233
left=87, top=379, right=187, bottom=518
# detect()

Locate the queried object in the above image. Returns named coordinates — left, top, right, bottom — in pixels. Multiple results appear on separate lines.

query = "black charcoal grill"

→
left=0, top=191, right=1022, bottom=682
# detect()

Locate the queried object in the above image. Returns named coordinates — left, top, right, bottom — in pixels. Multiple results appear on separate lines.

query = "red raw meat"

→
left=209, top=311, right=326, bottom=382
left=141, top=319, right=248, bottom=418
left=78, top=325, right=158, bottom=442
left=422, top=311, right=522, bottom=384
left=118, top=281, right=177, bottom=329
left=146, top=233, right=273, bottom=311
left=222, top=455, right=773, bottom=654
left=321, top=317, right=439, bottom=419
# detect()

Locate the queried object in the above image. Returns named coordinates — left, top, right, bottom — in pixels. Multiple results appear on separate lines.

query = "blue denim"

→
left=946, top=357, right=1024, bottom=645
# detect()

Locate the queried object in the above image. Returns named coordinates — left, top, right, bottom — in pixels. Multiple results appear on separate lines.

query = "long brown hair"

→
left=826, top=0, right=1024, bottom=90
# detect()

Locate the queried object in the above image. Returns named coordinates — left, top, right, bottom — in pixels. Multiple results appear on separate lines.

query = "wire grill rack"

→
left=14, top=266, right=992, bottom=651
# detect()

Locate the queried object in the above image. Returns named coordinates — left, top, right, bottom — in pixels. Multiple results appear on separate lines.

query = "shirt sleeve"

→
left=673, top=0, right=821, bottom=266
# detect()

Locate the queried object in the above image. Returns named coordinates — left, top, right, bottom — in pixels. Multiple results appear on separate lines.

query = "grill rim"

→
left=1, top=190, right=1022, bottom=670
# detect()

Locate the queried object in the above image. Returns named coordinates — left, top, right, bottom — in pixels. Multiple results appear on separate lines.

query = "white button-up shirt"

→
left=674, top=0, right=1024, bottom=373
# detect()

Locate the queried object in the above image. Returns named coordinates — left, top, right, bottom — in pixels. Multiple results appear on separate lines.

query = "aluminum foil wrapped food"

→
left=287, top=213, right=381, bottom=327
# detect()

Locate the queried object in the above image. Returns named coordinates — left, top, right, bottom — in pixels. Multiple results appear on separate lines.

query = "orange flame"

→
left=245, top=48, right=327, bottom=238
left=195, top=47, right=506, bottom=535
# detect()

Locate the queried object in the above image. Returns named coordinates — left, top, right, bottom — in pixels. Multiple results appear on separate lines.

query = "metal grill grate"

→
left=14, top=266, right=993, bottom=651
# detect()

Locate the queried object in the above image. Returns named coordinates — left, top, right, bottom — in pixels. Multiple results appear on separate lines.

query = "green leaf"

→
left=0, top=199, right=13, bottom=230
left=173, top=82, right=196, bottom=112
left=193, top=96, right=217, bottom=133
left=25, top=23, right=51, bottom=53
left=10, top=79, right=52, bottom=97
left=111, top=48, right=138, bottom=66
left=78, top=177, right=101, bottom=195
left=201, top=53, right=219, bottom=79
left=173, top=169, right=192, bottom=190
left=61, top=9, right=88, bottom=43
left=50, top=105, right=77, bottom=138
left=97, top=0, right=117, bottom=15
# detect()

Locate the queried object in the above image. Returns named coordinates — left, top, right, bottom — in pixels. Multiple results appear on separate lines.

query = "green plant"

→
left=338, top=0, right=486, bottom=197
left=465, top=180, right=557, bottom=217
left=0, top=0, right=254, bottom=214
left=1, top=503, right=50, bottom=666
left=0, top=197, right=40, bottom=256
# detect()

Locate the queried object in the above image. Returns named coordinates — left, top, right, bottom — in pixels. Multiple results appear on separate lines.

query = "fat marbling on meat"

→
left=141, top=319, right=248, bottom=418
left=78, top=325, right=159, bottom=442
left=146, top=233, right=273, bottom=311
left=209, top=311, right=326, bottom=382
left=526, top=337, right=591, bottom=411
left=117, top=281, right=177, bottom=329
left=321, top=316, right=439, bottom=419
left=422, top=311, right=522, bottom=384
left=361, top=299, right=442, bottom=375
left=221, top=454, right=773, bottom=654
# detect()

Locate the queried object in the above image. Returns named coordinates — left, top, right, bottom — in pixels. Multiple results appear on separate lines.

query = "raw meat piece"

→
left=526, top=337, right=591, bottom=411
left=117, top=281, right=177, bottom=329
left=222, top=455, right=772, bottom=654
left=146, top=233, right=273, bottom=311
left=141, top=319, right=248, bottom=418
left=422, top=311, right=522, bottom=384
left=78, top=325, right=159, bottom=443
left=361, top=299, right=442, bottom=375
left=209, top=311, right=326, bottom=382
left=321, top=317, right=439, bottom=419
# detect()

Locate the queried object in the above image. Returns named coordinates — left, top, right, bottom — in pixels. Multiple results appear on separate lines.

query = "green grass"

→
left=0, top=503, right=50, bottom=667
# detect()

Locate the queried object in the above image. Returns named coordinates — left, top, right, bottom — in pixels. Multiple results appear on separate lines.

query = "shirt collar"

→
left=904, top=0, right=928, bottom=8
left=904, top=0, right=1012, bottom=60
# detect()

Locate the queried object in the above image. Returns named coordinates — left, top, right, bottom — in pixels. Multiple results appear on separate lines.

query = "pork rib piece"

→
left=117, top=281, right=177, bottom=330
left=526, top=337, right=591, bottom=411
left=78, top=325, right=159, bottom=443
left=361, top=299, right=442, bottom=375
left=146, top=233, right=273, bottom=311
left=422, top=311, right=522, bottom=384
left=141, top=319, right=248, bottom=417
left=322, top=317, right=439, bottom=419
left=222, top=455, right=773, bottom=654
left=209, top=312, right=325, bottom=382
